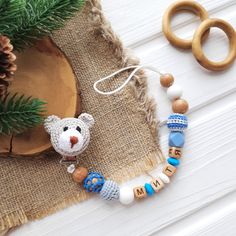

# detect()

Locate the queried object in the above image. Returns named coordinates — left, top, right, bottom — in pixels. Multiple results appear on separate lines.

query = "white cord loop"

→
left=93, top=65, right=163, bottom=95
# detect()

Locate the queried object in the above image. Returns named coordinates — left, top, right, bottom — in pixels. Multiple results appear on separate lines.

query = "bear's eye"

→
left=63, top=127, right=68, bottom=131
left=76, top=126, right=81, bottom=133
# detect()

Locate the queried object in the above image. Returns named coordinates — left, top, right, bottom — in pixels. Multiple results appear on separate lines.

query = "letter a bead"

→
left=133, top=186, right=147, bottom=199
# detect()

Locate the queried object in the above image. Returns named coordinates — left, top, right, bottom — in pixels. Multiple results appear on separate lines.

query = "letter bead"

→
left=163, top=164, right=176, bottom=177
left=133, top=186, right=147, bottom=199
left=150, top=178, right=164, bottom=192
left=169, top=147, right=182, bottom=159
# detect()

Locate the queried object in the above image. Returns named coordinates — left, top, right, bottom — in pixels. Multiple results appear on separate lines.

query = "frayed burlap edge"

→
left=88, top=0, right=162, bottom=145
left=1, top=0, right=165, bottom=232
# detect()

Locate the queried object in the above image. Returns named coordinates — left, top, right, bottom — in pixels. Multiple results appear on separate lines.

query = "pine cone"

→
left=0, top=80, right=8, bottom=98
left=0, top=35, right=17, bottom=82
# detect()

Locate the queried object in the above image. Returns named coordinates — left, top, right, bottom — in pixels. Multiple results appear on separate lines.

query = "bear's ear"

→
left=44, top=115, right=61, bottom=134
left=78, top=113, right=95, bottom=128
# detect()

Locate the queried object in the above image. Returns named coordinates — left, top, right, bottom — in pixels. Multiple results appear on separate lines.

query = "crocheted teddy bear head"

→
left=44, top=113, right=94, bottom=156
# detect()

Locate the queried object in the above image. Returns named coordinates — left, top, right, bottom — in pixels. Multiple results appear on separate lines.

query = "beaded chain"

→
left=66, top=65, right=189, bottom=205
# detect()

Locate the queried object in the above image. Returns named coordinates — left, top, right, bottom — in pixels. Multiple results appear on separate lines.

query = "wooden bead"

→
left=133, top=186, right=147, bottom=199
left=72, top=167, right=88, bottom=183
left=160, top=73, right=174, bottom=87
left=169, top=147, right=182, bottom=159
left=163, top=164, right=176, bottom=177
left=172, top=99, right=189, bottom=114
left=150, top=178, right=164, bottom=192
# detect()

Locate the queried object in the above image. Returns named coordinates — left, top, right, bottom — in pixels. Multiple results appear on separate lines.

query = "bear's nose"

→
left=70, top=136, right=78, bottom=148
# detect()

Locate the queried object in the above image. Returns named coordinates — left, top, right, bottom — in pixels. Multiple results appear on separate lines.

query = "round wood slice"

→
left=0, top=38, right=81, bottom=157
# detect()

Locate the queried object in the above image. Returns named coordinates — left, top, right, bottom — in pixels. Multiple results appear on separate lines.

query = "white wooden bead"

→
left=119, top=186, right=134, bottom=205
left=167, top=84, right=183, bottom=100
left=158, top=173, right=170, bottom=184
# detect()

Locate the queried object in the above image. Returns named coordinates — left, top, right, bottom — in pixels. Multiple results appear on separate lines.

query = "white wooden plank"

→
left=152, top=191, right=236, bottom=236
left=102, top=0, right=236, bottom=47
left=103, top=0, right=236, bottom=122
left=135, top=12, right=236, bottom=121
left=12, top=97, right=236, bottom=236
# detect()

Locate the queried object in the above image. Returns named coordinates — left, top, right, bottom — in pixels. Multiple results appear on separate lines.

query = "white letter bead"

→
left=158, top=173, right=170, bottom=184
left=167, top=84, right=183, bottom=100
left=119, top=186, right=134, bottom=205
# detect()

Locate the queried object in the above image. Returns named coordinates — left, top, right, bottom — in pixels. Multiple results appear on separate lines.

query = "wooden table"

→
left=12, top=0, right=236, bottom=235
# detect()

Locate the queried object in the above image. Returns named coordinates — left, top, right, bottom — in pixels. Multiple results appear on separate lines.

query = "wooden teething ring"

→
left=192, top=18, right=236, bottom=71
left=162, top=0, right=209, bottom=49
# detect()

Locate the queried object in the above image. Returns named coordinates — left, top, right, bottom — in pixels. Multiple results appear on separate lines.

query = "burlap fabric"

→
left=0, top=0, right=164, bottom=231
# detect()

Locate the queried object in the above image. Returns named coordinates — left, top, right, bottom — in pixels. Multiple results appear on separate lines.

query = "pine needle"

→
left=0, top=0, right=26, bottom=39
left=0, top=0, right=85, bottom=50
left=0, top=93, right=46, bottom=135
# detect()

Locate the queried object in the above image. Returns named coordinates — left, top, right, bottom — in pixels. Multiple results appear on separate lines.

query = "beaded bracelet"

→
left=48, top=65, right=189, bottom=205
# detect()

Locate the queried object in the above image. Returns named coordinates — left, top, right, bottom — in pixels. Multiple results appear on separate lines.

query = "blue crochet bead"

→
left=144, top=183, right=155, bottom=196
left=100, top=180, right=120, bottom=200
left=167, top=113, right=188, bottom=132
left=83, top=172, right=105, bottom=193
left=169, top=131, right=185, bottom=147
left=168, top=157, right=180, bottom=166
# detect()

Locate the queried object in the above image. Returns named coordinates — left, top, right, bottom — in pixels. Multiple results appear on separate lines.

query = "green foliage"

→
left=0, top=94, right=46, bottom=135
left=0, top=0, right=85, bottom=135
left=0, top=0, right=26, bottom=40
left=0, top=0, right=85, bottom=50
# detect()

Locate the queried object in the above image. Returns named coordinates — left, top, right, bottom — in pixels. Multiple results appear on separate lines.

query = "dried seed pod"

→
left=0, top=35, right=17, bottom=82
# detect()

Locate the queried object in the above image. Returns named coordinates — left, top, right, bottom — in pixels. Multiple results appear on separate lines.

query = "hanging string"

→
left=93, top=65, right=164, bottom=95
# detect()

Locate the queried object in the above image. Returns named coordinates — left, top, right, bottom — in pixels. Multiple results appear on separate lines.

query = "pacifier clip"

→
left=66, top=65, right=189, bottom=204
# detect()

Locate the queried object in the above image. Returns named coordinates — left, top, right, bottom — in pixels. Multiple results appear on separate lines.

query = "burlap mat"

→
left=0, top=0, right=164, bottom=231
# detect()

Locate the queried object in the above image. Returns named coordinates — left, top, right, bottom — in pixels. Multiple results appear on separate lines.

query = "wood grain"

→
left=0, top=38, right=81, bottom=157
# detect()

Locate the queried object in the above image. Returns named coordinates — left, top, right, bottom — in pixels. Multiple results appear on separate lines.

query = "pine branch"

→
left=2, top=0, right=85, bottom=50
left=0, top=93, right=46, bottom=135
left=0, top=0, right=26, bottom=39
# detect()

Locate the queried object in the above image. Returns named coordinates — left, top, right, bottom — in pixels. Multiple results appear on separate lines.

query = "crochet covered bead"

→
left=169, top=131, right=185, bottom=147
left=167, top=113, right=188, bottom=131
left=100, top=180, right=120, bottom=201
left=83, top=172, right=105, bottom=193
left=167, top=157, right=180, bottom=166
left=144, top=183, right=155, bottom=196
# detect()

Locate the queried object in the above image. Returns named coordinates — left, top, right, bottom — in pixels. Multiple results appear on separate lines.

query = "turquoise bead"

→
left=169, top=131, right=185, bottom=147
left=168, top=157, right=180, bottom=166
left=144, top=183, right=155, bottom=196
